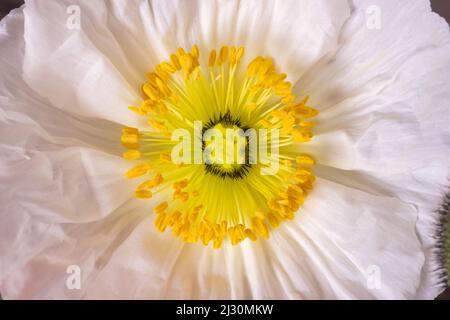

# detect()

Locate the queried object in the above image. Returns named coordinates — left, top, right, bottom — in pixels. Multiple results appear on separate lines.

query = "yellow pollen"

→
left=125, top=164, right=151, bottom=179
left=208, top=49, right=217, bottom=67
left=154, top=202, right=169, bottom=214
left=123, top=150, right=141, bottom=160
left=135, top=189, right=153, bottom=199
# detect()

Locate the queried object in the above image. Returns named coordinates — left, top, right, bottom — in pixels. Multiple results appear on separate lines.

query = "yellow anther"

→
left=274, top=80, right=292, bottom=92
left=294, top=106, right=318, bottom=118
left=259, top=119, right=273, bottom=128
left=259, top=58, right=273, bottom=75
left=188, top=212, right=198, bottom=224
left=122, top=142, right=139, bottom=150
left=267, top=212, right=280, bottom=228
left=228, top=227, right=240, bottom=245
left=122, top=127, right=139, bottom=135
left=235, top=47, right=245, bottom=63
left=180, top=56, right=194, bottom=80
left=135, top=189, right=153, bottom=199
left=289, top=183, right=304, bottom=193
left=177, top=47, right=186, bottom=57
left=123, top=150, right=141, bottom=160
left=160, top=153, right=171, bottom=162
left=292, top=129, right=312, bottom=142
left=208, top=49, right=217, bottom=67
left=271, top=110, right=288, bottom=119
left=271, top=210, right=285, bottom=221
left=143, top=84, right=161, bottom=101
left=246, top=56, right=263, bottom=77
left=154, top=173, right=164, bottom=185
left=155, top=64, right=171, bottom=81
left=136, top=173, right=163, bottom=190
left=156, top=102, right=168, bottom=113
left=213, top=237, right=223, bottom=249
left=191, top=66, right=200, bottom=80
left=287, top=188, right=304, bottom=200
left=276, top=198, right=290, bottom=206
left=121, top=132, right=139, bottom=145
left=300, top=95, right=310, bottom=105
left=219, top=221, right=227, bottom=236
left=278, top=191, right=289, bottom=199
left=192, top=191, right=199, bottom=197
left=155, top=77, right=172, bottom=97
left=236, top=224, right=245, bottom=237
left=254, top=211, right=266, bottom=220
left=245, top=228, right=257, bottom=241
left=169, top=210, right=182, bottom=226
left=201, top=232, right=213, bottom=246
left=147, top=119, right=168, bottom=131
left=137, top=180, right=155, bottom=190
left=284, top=210, right=295, bottom=220
left=229, top=46, right=237, bottom=65
left=293, top=175, right=309, bottom=184
left=266, top=73, right=286, bottom=86
left=140, top=100, right=156, bottom=113
left=155, top=213, right=170, bottom=232
left=146, top=72, right=158, bottom=85
left=184, top=230, right=199, bottom=243
left=180, top=54, right=193, bottom=71
left=154, top=201, right=169, bottom=214
left=217, top=46, right=229, bottom=66
left=193, top=205, right=203, bottom=214
left=178, top=191, right=189, bottom=202
left=297, top=120, right=316, bottom=128
left=170, top=54, right=181, bottom=70
left=296, top=154, right=315, bottom=165
left=281, top=95, right=295, bottom=104
left=247, top=102, right=257, bottom=111
left=159, top=62, right=176, bottom=74
left=125, top=163, right=151, bottom=179
left=191, top=44, right=199, bottom=59
left=251, top=217, right=269, bottom=239
left=173, top=179, right=189, bottom=189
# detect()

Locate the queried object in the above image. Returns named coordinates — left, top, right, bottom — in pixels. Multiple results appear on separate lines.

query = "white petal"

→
left=299, top=0, right=450, bottom=298
left=270, top=178, right=423, bottom=299
left=21, top=0, right=145, bottom=127
left=0, top=9, right=137, bottom=223
left=21, top=0, right=350, bottom=122
left=0, top=200, right=150, bottom=299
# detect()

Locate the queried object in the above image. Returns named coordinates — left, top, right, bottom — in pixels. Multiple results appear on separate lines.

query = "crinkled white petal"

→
left=2, top=178, right=420, bottom=299
left=297, top=0, right=450, bottom=299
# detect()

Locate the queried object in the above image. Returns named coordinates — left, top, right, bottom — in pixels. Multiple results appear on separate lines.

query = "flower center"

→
left=121, top=45, right=318, bottom=248
left=202, top=112, right=252, bottom=179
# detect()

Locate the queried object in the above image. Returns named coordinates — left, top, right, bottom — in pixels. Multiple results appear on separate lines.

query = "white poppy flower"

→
left=1, top=0, right=450, bottom=300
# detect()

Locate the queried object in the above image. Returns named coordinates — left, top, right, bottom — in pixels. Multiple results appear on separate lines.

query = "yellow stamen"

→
left=296, top=154, right=315, bottom=165
left=154, top=202, right=169, bottom=214
left=135, top=189, right=153, bottom=199
left=125, top=163, right=151, bottom=179
left=217, top=46, right=229, bottom=66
